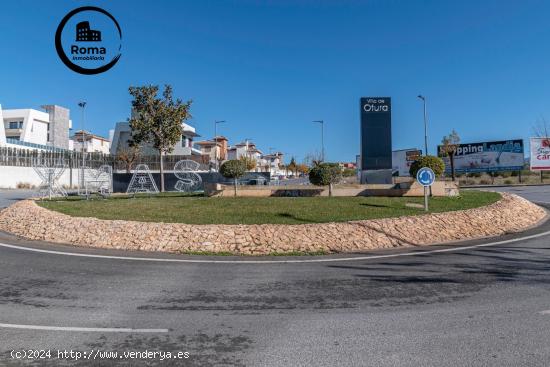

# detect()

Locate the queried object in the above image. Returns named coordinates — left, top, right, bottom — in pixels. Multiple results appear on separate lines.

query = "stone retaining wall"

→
left=205, top=181, right=459, bottom=197
left=0, top=193, right=545, bottom=255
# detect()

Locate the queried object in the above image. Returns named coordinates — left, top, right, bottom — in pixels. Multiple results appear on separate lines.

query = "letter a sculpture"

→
left=173, top=160, right=202, bottom=192
left=126, top=164, right=159, bottom=194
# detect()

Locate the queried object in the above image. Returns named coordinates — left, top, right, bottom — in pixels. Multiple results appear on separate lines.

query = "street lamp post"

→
left=268, top=147, right=275, bottom=174
left=214, top=120, right=226, bottom=170
left=417, top=95, right=428, bottom=156
left=312, top=120, right=325, bottom=162
left=78, top=101, right=86, bottom=195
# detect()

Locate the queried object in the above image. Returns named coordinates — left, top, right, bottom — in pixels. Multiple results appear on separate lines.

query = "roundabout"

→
left=0, top=191, right=544, bottom=256
left=1, top=189, right=550, bottom=366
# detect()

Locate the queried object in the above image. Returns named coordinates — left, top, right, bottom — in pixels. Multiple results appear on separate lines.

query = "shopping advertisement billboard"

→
left=530, top=137, right=550, bottom=170
left=437, top=139, right=524, bottom=173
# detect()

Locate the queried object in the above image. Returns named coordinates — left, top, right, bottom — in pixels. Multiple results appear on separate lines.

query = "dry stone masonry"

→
left=0, top=193, right=545, bottom=255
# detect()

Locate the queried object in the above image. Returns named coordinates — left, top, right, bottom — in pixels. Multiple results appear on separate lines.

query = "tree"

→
left=116, top=146, right=141, bottom=173
left=533, top=116, right=550, bottom=138
left=128, top=84, right=192, bottom=192
left=409, top=155, right=445, bottom=178
left=342, top=168, right=356, bottom=177
left=239, top=155, right=257, bottom=171
left=297, top=163, right=309, bottom=175
left=287, top=157, right=298, bottom=176
left=304, top=151, right=323, bottom=167
left=308, top=163, right=342, bottom=197
left=439, top=130, right=461, bottom=181
left=220, top=159, right=247, bottom=196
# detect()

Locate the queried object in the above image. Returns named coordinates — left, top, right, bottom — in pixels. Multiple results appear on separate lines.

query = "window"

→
left=8, top=121, right=23, bottom=129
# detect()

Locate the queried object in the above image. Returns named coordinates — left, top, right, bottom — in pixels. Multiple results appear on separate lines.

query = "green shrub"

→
left=504, top=179, right=513, bottom=185
left=409, top=155, right=445, bottom=178
left=342, top=168, right=356, bottom=177
left=308, top=163, right=342, bottom=197
left=479, top=178, right=492, bottom=185
left=220, top=159, right=246, bottom=179
left=459, top=178, right=475, bottom=186
left=219, top=160, right=247, bottom=196
left=467, top=172, right=482, bottom=178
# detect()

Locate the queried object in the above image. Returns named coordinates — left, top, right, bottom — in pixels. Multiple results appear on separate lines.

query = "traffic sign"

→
left=416, top=167, right=435, bottom=187
left=416, top=167, right=435, bottom=212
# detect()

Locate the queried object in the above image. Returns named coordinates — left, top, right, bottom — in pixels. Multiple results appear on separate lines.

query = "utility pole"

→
left=78, top=101, right=86, bottom=195
left=312, top=120, right=325, bottom=162
left=214, top=120, right=226, bottom=171
left=417, top=95, right=428, bottom=156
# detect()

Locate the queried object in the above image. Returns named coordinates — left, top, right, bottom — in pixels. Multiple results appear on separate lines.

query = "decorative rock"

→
left=0, top=194, right=545, bottom=256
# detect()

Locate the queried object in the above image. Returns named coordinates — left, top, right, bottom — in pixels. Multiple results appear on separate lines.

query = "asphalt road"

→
left=0, top=190, right=36, bottom=209
left=474, top=184, right=550, bottom=204
left=1, top=187, right=550, bottom=366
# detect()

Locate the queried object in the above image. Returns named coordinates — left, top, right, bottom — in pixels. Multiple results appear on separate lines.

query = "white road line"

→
left=1, top=228, right=550, bottom=264
left=539, top=310, right=550, bottom=315
left=0, top=323, right=168, bottom=333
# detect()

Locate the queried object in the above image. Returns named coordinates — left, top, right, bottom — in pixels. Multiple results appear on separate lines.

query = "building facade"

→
left=109, top=121, right=201, bottom=156
left=71, top=130, right=110, bottom=154
left=196, top=136, right=228, bottom=163
left=0, top=104, right=72, bottom=151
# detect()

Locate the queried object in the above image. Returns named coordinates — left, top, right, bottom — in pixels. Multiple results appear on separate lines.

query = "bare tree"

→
left=116, top=146, right=141, bottom=173
left=533, top=116, right=550, bottom=138
left=303, top=151, right=323, bottom=167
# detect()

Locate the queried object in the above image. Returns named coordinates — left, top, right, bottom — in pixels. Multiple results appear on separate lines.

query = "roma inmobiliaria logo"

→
left=55, top=6, right=122, bottom=75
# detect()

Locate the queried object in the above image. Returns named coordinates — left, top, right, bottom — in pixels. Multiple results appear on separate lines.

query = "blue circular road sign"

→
left=416, top=167, right=435, bottom=187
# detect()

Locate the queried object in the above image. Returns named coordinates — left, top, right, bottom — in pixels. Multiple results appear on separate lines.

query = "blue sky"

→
left=1, top=0, right=550, bottom=162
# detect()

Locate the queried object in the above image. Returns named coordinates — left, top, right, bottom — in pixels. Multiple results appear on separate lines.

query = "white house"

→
left=110, top=121, right=201, bottom=156
left=226, top=140, right=285, bottom=175
left=227, top=140, right=263, bottom=161
left=71, top=130, right=110, bottom=154
left=261, top=152, right=285, bottom=176
left=0, top=104, right=72, bottom=151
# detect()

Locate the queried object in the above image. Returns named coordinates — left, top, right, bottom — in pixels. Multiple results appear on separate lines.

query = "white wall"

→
left=0, top=166, right=83, bottom=189
left=0, top=105, right=5, bottom=145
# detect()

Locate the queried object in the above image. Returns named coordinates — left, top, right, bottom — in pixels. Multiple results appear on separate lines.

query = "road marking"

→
left=1, top=228, right=550, bottom=264
left=539, top=310, right=550, bottom=315
left=0, top=322, right=168, bottom=333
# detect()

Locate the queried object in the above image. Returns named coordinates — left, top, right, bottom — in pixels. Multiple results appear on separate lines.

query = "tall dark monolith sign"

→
left=360, top=97, right=392, bottom=184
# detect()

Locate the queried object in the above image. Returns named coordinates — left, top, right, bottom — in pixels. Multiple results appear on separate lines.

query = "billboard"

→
left=360, top=97, right=392, bottom=171
left=530, top=137, right=550, bottom=170
left=437, top=139, right=524, bottom=173
left=392, top=148, right=421, bottom=176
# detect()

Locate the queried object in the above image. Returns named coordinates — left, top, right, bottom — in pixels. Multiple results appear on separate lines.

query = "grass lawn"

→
left=36, top=190, right=501, bottom=225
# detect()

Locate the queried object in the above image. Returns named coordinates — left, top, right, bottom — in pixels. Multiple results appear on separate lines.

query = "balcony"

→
left=5, top=138, right=68, bottom=152
left=4, top=128, right=23, bottom=137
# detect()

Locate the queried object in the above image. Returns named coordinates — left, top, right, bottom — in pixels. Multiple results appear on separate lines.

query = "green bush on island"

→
left=219, top=159, right=247, bottom=196
left=409, top=155, right=445, bottom=178
left=308, top=163, right=342, bottom=197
